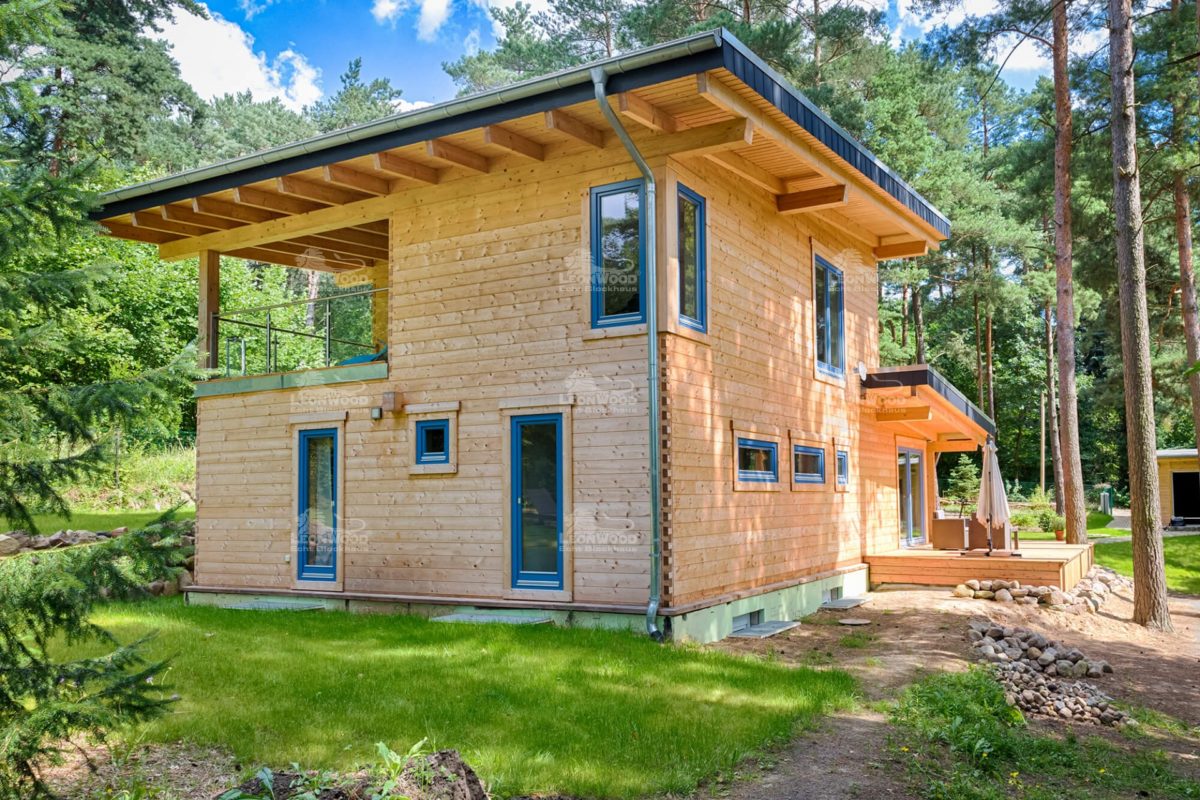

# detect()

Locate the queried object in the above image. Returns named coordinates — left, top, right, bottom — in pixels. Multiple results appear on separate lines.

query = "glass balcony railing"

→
left=213, top=287, right=387, bottom=377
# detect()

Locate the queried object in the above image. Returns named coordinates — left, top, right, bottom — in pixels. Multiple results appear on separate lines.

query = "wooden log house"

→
left=95, top=30, right=1071, bottom=642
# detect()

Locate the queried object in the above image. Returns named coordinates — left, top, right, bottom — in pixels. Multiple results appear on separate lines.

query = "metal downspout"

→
left=591, top=67, right=664, bottom=642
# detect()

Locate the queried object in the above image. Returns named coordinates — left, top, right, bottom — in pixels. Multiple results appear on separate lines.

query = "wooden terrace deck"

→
left=864, top=542, right=1094, bottom=590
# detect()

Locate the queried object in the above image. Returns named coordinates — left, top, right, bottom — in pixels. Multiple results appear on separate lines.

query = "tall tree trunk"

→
left=900, top=285, right=909, bottom=348
left=1109, top=0, right=1173, bottom=631
left=914, top=281, right=926, bottom=364
left=986, top=312, right=996, bottom=423
left=1171, top=0, right=1200, bottom=466
left=1045, top=302, right=1066, bottom=513
left=813, top=0, right=822, bottom=85
left=974, top=293, right=985, bottom=408
left=1052, top=0, right=1088, bottom=544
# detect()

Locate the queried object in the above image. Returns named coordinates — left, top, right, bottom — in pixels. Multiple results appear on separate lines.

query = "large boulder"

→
left=0, top=534, right=21, bottom=556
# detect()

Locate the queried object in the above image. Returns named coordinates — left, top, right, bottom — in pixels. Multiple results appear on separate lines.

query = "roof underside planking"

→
left=93, top=31, right=949, bottom=273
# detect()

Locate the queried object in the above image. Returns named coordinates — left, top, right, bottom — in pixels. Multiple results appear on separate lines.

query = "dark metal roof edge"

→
left=716, top=31, right=950, bottom=238
left=863, top=365, right=995, bottom=437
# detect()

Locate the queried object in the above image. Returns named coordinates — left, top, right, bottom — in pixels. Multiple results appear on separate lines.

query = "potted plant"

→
left=1039, top=510, right=1067, bottom=541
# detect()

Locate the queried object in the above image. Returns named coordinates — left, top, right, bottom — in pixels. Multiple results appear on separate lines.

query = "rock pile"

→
left=967, top=618, right=1113, bottom=677
left=0, top=527, right=129, bottom=555
left=951, top=566, right=1131, bottom=613
left=994, top=661, right=1132, bottom=727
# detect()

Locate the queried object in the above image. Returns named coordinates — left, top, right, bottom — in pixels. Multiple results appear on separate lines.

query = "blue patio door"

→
left=898, top=447, right=925, bottom=546
left=511, top=414, right=564, bottom=590
left=298, top=428, right=338, bottom=581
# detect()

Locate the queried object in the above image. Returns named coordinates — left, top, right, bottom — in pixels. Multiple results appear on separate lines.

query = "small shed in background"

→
left=1157, top=448, right=1200, bottom=528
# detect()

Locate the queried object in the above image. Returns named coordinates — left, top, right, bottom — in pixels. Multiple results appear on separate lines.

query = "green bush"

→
left=1037, top=511, right=1066, bottom=533
left=1010, top=510, right=1039, bottom=530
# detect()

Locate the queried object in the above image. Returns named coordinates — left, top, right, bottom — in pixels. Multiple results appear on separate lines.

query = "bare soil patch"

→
left=705, top=587, right=1200, bottom=800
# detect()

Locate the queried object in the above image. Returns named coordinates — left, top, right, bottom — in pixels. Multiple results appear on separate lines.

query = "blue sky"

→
left=155, top=0, right=1056, bottom=113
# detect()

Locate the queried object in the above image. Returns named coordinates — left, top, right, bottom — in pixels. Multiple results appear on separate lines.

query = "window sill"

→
left=582, top=324, right=648, bottom=341
left=813, top=368, right=846, bottom=389
left=733, top=480, right=781, bottom=493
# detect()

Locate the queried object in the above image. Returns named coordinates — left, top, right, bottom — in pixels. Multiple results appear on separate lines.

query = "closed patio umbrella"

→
left=974, top=438, right=1010, bottom=554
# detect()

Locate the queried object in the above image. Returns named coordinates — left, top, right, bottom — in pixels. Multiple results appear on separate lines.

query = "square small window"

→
left=737, top=438, right=778, bottom=483
left=836, top=449, right=850, bottom=486
left=416, top=419, right=450, bottom=464
left=793, top=445, right=826, bottom=484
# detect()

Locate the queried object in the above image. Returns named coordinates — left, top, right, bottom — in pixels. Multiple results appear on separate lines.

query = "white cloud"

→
left=153, top=5, right=322, bottom=111
left=371, top=0, right=408, bottom=24
left=463, top=27, right=482, bottom=55
left=417, top=0, right=453, bottom=40
left=238, top=0, right=278, bottom=19
left=395, top=98, right=433, bottom=112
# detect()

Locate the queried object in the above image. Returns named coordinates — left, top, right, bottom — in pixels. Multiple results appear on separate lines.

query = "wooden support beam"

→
left=228, top=243, right=366, bottom=272
left=233, top=186, right=324, bottom=215
left=159, top=191, right=393, bottom=261
left=874, top=240, right=929, bottom=260
left=313, top=226, right=389, bottom=251
left=425, top=138, right=490, bottom=172
left=290, top=234, right=388, bottom=262
left=193, top=196, right=283, bottom=224
left=821, top=209, right=880, bottom=249
left=372, top=152, right=440, bottom=184
left=98, top=219, right=180, bottom=244
left=162, top=204, right=243, bottom=230
left=616, top=92, right=677, bottom=133
left=356, top=220, right=389, bottom=235
left=277, top=175, right=370, bottom=206
left=639, top=118, right=753, bottom=159
left=876, top=406, right=932, bottom=424
left=932, top=438, right=981, bottom=453
left=697, top=72, right=940, bottom=247
left=323, top=164, right=392, bottom=196
left=198, top=250, right=219, bottom=369
left=544, top=109, right=605, bottom=148
left=131, top=212, right=210, bottom=237
left=776, top=184, right=848, bottom=214
left=482, top=125, right=545, bottom=160
left=702, top=150, right=785, bottom=194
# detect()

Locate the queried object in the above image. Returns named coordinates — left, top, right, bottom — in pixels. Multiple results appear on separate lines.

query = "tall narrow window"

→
left=297, top=428, right=337, bottom=582
left=590, top=180, right=645, bottom=327
left=836, top=449, right=850, bottom=486
left=815, top=256, right=845, bottom=376
left=678, top=185, right=706, bottom=332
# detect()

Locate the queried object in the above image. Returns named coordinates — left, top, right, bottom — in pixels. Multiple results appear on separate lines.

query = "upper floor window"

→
left=590, top=180, right=645, bottom=328
left=677, top=185, right=706, bottom=332
left=814, top=256, right=845, bottom=377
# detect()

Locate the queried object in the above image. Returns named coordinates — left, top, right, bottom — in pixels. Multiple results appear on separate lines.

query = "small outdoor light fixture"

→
left=370, top=406, right=384, bottom=421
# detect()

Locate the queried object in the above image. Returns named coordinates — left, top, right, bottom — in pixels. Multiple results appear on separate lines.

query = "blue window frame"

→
left=677, top=184, right=707, bottom=332
left=511, top=414, right=564, bottom=589
left=793, top=445, right=826, bottom=484
left=590, top=179, right=646, bottom=328
left=814, top=256, right=845, bottom=377
left=737, top=438, right=778, bottom=483
left=297, top=428, right=337, bottom=582
left=836, top=449, right=850, bottom=486
left=415, top=419, right=450, bottom=464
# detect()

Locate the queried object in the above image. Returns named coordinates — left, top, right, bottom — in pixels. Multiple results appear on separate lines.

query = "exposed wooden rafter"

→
left=544, top=109, right=605, bottom=148
left=616, top=92, right=677, bottom=133
left=277, top=176, right=369, bottom=206
left=482, top=125, right=545, bottom=160
left=696, top=72, right=940, bottom=248
left=162, top=204, right=243, bottom=230
left=639, top=118, right=753, bottom=159
left=372, top=152, right=440, bottom=184
left=874, top=240, right=929, bottom=260
left=323, top=164, right=393, bottom=196
left=100, top=219, right=179, bottom=244
left=225, top=246, right=365, bottom=272
left=776, top=185, right=848, bottom=215
left=233, top=186, right=324, bottom=215
left=425, top=139, right=490, bottom=173
left=131, top=212, right=209, bottom=238
left=702, top=150, right=785, bottom=195
left=194, top=196, right=283, bottom=223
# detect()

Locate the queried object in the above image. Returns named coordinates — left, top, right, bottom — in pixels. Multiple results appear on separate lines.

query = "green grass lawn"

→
left=1018, top=511, right=1119, bottom=541
left=64, top=600, right=856, bottom=798
left=1, top=507, right=194, bottom=536
left=1094, top=535, right=1200, bottom=595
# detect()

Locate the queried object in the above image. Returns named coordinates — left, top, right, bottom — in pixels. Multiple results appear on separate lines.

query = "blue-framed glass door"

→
left=898, top=447, right=925, bottom=547
left=298, top=428, right=338, bottom=582
left=511, top=414, right=564, bottom=590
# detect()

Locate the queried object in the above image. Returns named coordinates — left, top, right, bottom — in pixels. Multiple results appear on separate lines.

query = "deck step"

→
left=432, top=612, right=553, bottom=626
left=820, top=596, right=871, bottom=610
left=728, top=620, right=800, bottom=639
